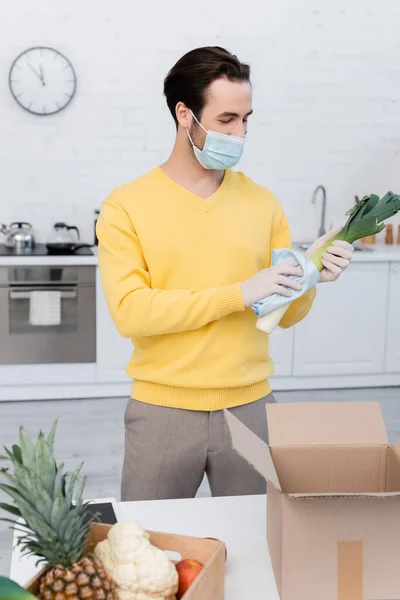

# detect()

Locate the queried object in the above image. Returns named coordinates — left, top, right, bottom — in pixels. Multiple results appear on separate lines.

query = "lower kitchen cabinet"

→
left=95, top=261, right=400, bottom=386
left=269, top=327, right=294, bottom=376
left=4, top=256, right=400, bottom=400
left=96, top=269, right=132, bottom=383
left=292, top=262, right=390, bottom=376
left=385, top=264, right=400, bottom=373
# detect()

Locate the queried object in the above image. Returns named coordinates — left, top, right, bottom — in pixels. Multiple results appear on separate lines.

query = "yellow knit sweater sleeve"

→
left=271, top=207, right=317, bottom=329
left=96, top=197, right=245, bottom=338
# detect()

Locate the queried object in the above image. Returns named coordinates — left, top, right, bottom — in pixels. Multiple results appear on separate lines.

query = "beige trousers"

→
left=121, top=394, right=275, bottom=501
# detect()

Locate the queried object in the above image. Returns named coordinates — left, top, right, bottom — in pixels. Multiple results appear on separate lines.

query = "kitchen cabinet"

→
left=385, top=264, right=400, bottom=372
left=269, top=327, right=293, bottom=376
left=292, top=262, right=390, bottom=376
left=96, top=269, right=132, bottom=383
left=5, top=253, right=400, bottom=401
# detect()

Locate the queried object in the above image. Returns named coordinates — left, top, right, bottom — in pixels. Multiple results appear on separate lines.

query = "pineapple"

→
left=0, top=422, right=116, bottom=600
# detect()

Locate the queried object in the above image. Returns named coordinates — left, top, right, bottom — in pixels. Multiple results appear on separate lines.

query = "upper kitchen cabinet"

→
left=96, top=269, right=132, bottom=383
left=293, top=262, right=390, bottom=376
left=385, top=264, right=400, bottom=373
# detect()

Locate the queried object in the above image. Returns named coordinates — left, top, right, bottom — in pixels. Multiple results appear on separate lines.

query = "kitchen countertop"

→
left=0, top=247, right=98, bottom=266
left=10, top=494, right=278, bottom=599
left=1, top=244, right=400, bottom=266
left=352, top=245, right=400, bottom=262
left=293, top=243, right=400, bottom=262
left=349, top=244, right=400, bottom=261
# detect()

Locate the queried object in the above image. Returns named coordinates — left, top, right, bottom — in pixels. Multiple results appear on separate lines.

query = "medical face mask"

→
left=186, top=110, right=245, bottom=170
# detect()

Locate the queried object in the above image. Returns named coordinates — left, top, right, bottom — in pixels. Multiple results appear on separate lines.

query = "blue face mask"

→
left=186, top=111, right=245, bottom=170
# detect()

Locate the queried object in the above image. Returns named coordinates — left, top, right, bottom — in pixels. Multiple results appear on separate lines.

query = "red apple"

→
left=175, top=559, right=203, bottom=599
left=205, top=537, right=228, bottom=562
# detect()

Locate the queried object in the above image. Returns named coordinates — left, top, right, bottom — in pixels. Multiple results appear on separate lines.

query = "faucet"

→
left=312, top=185, right=327, bottom=237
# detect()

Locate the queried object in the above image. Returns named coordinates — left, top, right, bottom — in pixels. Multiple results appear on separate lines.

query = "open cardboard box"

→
left=25, top=523, right=226, bottom=600
left=225, top=401, right=400, bottom=600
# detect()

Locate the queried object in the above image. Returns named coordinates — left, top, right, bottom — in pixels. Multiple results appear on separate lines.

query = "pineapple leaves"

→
left=0, top=503, right=21, bottom=517
left=0, top=518, right=23, bottom=528
left=0, top=421, right=94, bottom=568
left=66, top=463, right=84, bottom=506
left=19, top=427, right=37, bottom=472
left=11, top=445, right=22, bottom=465
left=50, top=490, right=71, bottom=530
left=0, top=476, right=33, bottom=506
left=76, top=475, right=87, bottom=507
left=4, top=447, right=17, bottom=463
left=0, top=464, right=53, bottom=525
left=46, top=419, right=59, bottom=454
left=35, top=432, right=56, bottom=497
left=51, top=464, right=65, bottom=503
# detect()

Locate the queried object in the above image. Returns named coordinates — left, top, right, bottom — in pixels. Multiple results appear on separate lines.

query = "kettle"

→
left=47, top=222, right=80, bottom=247
left=0, top=222, right=35, bottom=250
left=46, top=222, right=92, bottom=255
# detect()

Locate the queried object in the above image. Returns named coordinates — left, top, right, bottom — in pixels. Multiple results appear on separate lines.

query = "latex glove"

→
left=240, top=261, right=304, bottom=308
left=306, top=227, right=354, bottom=283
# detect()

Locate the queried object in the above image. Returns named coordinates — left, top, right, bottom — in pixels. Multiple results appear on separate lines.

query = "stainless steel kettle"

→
left=0, top=222, right=35, bottom=250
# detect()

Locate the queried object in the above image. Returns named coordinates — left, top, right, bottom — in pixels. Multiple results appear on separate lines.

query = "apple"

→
left=205, top=537, right=228, bottom=562
left=175, top=559, right=203, bottom=599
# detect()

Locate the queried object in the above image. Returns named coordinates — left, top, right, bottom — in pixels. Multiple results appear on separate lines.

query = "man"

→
left=97, top=46, right=353, bottom=501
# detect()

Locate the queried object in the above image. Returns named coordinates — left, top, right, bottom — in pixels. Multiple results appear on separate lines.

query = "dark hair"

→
left=163, top=46, right=250, bottom=128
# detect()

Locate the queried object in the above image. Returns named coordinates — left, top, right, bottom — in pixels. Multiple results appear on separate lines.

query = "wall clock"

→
left=9, top=47, right=77, bottom=116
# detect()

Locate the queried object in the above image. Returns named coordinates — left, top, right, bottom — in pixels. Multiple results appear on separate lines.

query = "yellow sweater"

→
left=97, top=167, right=316, bottom=411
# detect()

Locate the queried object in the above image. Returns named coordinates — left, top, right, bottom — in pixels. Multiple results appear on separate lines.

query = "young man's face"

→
left=188, top=78, right=252, bottom=151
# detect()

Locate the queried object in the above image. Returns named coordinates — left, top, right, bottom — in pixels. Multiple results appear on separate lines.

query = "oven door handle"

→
left=9, top=288, right=77, bottom=300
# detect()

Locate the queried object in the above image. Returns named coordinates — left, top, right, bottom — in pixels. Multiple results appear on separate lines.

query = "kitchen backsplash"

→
left=1, top=0, right=400, bottom=245
left=0, top=203, right=99, bottom=247
left=2, top=185, right=399, bottom=249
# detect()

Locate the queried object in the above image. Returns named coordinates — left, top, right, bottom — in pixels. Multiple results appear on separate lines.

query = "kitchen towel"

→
left=29, top=290, right=61, bottom=326
left=251, top=248, right=320, bottom=318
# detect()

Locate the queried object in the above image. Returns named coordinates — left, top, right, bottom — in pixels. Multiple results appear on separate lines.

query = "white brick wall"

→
left=1, top=0, right=400, bottom=244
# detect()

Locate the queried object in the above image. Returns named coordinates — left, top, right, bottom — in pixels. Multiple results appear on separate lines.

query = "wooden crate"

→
left=25, top=522, right=226, bottom=599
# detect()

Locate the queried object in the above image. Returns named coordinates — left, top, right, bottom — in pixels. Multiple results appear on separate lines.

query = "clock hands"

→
left=39, top=64, right=46, bottom=86
left=26, top=58, right=46, bottom=86
left=26, top=60, right=41, bottom=80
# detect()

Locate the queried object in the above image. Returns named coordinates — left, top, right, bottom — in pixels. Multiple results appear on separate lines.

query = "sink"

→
left=294, top=242, right=373, bottom=252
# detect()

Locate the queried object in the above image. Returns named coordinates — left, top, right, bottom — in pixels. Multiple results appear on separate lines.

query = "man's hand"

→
left=306, top=227, right=354, bottom=283
left=240, top=261, right=304, bottom=308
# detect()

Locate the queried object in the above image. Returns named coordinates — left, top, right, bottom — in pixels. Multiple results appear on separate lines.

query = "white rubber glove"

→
left=306, top=227, right=354, bottom=282
left=256, top=228, right=355, bottom=334
left=240, top=261, right=304, bottom=309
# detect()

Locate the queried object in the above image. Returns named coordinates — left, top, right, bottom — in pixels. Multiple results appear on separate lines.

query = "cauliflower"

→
left=94, top=520, right=178, bottom=600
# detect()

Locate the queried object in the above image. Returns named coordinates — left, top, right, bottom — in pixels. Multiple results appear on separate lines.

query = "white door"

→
left=96, top=269, right=132, bottom=382
left=293, top=262, right=389, bottom=376
left=269, top=327, right=294, bottom=376
left=385, top=263, right=400, bottom=372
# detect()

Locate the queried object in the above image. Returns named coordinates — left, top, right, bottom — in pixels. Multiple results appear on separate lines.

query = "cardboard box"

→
left=225, top=401, right=400, bottom=600
left=25, top=522, right=226, bottom=600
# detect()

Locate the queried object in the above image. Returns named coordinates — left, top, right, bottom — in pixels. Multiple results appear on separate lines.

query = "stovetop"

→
left=0, top=244, right=94, bottom=257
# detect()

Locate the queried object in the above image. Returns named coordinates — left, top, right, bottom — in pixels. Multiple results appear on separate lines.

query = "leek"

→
left=256, top=191, right=400, bottom=334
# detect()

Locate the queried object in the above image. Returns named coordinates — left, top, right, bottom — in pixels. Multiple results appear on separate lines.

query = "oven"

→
left=0, top=265, right=96, bottom=365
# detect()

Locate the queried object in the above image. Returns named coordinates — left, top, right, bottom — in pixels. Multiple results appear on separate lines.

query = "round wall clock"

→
left=9, top=47, right=77, bottom=116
